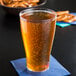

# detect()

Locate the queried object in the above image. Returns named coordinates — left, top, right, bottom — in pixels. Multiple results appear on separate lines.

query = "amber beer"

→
left=20, top=8, right=56, bottom=72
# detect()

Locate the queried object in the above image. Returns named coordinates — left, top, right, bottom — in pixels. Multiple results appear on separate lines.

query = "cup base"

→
left=27, top=66, right=49, bottom=72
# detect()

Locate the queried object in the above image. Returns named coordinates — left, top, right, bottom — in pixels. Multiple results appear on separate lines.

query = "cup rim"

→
left=19, top=8, right=57, bottom=22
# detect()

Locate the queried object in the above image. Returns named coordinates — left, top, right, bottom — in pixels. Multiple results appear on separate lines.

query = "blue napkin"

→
left=56, top=22, right=70, bottom=28
left=56, top=13, right=76, bottom=28
left=10, top=55, right=70, bottom=76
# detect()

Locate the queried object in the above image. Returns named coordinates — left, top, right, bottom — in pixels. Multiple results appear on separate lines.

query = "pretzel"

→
left=56, top=11, right=69, bottom=16
left=7, top=2, right=19, bottom=7
left=2, top=0, right=12, bottom=4
left=12, top=0, right=22, bottom=1
left=63, top=14, right=76, bottom=22
left=28, top=2, right=37, bottom=7
left=15, top=2, right=27, bottom=7
left=7, top=1, right=27, bottom=7
left=0, top=0, right=5, bottom=5
left=28, top=0, right=39, bottom=3
left=0, top=0, right=39, bottom=7
left=57, top=14, right=67, bottom=21
left=57, top=11, right=76, bottom=22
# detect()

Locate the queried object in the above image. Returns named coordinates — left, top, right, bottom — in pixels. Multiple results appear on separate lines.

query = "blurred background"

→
left=44, top=0, right=76, bottom=12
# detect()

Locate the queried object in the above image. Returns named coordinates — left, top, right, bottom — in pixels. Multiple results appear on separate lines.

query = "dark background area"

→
left=44, top=0, right=76, bottom=12
left=0, top=0, right=76, bottom=76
